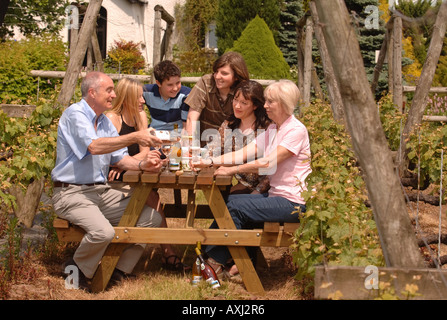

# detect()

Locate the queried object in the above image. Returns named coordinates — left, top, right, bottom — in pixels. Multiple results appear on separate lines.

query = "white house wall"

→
left=60, top=0, right=184, bottom=69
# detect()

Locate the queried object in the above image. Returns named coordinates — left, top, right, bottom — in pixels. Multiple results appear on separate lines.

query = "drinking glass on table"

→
left=206, top=136, right=220, bottom=159
left=161, top=143, right=172, bottom=172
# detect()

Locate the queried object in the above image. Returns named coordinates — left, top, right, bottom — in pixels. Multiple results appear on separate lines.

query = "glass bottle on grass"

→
left=191, top=242, right=203, bottom=287
left=194, top=246, right=221, bottom=289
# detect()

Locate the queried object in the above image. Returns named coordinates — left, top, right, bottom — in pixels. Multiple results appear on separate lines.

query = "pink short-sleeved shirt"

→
left=255, top=115, right=312, bottom=204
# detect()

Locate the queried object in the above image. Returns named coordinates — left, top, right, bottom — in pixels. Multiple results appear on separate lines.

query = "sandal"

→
left=162, top=255, right=191, bottom=272
left=206, top=257, right=226, bottom=280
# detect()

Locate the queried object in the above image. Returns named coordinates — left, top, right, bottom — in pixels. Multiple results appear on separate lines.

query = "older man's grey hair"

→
left=81, top=71, right=105, bottom=98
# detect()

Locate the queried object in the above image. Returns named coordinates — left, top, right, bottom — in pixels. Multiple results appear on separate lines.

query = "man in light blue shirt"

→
left=51, top=99, right=127, bottom=184
left=143, top=60, right=190, bottom=131
left=51, top=72, right=163, bottom=291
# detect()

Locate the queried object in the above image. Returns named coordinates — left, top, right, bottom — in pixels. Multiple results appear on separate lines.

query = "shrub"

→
left=173, top=47, right=216, bottom=76
left=0, top=101, right=61, bottom=209
left=104, top=39, right=146, bottom=74
left=228, top=15, right=291, bottom=80
left=0, top=35, right=67, bottom=104
left=293, top=102, right=384, bottom=283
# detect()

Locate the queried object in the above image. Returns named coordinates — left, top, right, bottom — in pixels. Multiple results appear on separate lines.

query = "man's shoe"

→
left=109, top=268, right=136, bottom=286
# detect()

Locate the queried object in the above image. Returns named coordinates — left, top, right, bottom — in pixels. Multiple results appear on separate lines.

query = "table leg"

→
left=185, top=189, right=196, bottom=228
left=91, top=183, right=153, bottom=293
left=201, top=184, right=265, bottom=296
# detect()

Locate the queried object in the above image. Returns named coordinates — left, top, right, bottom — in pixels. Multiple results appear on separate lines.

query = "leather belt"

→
left=53, top=181, right=105, bottom=188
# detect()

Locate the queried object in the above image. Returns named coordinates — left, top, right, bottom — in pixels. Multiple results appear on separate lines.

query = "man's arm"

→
left=88, top=129, right=162, bottom=155
left=114, top=149, right=163, bottom=172
left=185, top=109, right=201, bottom=135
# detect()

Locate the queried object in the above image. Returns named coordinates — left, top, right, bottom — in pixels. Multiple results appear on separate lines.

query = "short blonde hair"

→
left=264, top=79, right=300, bottom=116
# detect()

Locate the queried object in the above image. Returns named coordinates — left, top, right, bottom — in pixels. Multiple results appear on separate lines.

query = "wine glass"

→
left=206, top=136, right=220, bottom=159
left=161, top=143, right=172, bottom=172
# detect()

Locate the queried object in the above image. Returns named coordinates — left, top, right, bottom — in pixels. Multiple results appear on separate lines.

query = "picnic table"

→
left=54, top=168, right=299, bottom=295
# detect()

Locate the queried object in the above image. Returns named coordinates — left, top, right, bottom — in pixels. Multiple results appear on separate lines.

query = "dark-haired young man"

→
left=143, top=60, right=191, bottom=131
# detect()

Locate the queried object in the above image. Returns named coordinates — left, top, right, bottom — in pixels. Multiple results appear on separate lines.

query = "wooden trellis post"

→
left=302, top=16, right=313, bottom=108
left=309, top=2, right=344, bottom=122
left=152, top=5, right=175, bottom=73
left=313, top=0, right=425, bottom=269
left=295, top=14, right=324, bottom=108
left=392, top=16, right=403, bottom=111
left=371, top=19, right=392, bottom=94
left=56, top=0, right=103, bottom=109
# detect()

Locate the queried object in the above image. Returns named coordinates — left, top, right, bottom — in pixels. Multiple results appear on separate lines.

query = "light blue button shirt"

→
left=51, top=99, right=128, bottom=184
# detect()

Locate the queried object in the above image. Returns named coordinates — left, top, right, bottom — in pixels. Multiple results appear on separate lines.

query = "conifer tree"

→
left=278, top=0, right=305, bottom=66
left=215, top=0, right=282, bottom=55
left=229, top=15, right=291, bottom=79
left=343, top=0, right=386, bottom=94
left=344, top=0, right=385, bottom=79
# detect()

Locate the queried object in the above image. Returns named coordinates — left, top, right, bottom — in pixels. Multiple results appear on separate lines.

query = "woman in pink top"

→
left=193, top=79, right=311, bottom=277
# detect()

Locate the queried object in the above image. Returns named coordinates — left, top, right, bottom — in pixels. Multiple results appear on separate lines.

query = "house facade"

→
left=62, top=0, right=186, bottom=69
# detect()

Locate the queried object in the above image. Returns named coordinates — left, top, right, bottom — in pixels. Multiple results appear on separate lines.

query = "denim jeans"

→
left=205, top=193, right=305, bottom=265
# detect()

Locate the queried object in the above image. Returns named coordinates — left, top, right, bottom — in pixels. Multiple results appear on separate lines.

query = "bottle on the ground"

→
left=195, top=246, right=221, bottom=289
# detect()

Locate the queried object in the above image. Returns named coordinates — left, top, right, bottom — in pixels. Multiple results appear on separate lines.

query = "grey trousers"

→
left=52, top=184, right=161, bottom=278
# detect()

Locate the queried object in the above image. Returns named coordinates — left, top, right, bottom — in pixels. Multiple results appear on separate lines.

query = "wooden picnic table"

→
left=92, top=168, right=267, bottom=295
left=54, top=168, right=299, bottom=295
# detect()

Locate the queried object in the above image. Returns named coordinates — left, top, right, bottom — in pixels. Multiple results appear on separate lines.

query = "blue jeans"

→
left=205, top=193, right=305, bottom=265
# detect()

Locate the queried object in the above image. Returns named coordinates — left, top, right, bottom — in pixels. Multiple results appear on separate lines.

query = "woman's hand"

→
left=191, top=158, right=212, bottom=170
left=214, top=165, right=237, bottom=176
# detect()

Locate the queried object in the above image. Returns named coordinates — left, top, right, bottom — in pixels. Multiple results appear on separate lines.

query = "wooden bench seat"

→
left=53, top=218, right=299, bottom=248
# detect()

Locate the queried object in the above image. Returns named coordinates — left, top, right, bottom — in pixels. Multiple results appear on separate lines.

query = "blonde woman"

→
left=107, top=78, right=189, bottom=272
left=107, top=78, right=149, bottom=164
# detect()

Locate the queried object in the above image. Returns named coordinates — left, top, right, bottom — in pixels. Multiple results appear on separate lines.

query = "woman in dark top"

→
left=106, top=78, right=189, bottom=272
left=217, top=80, right=271, bottom=194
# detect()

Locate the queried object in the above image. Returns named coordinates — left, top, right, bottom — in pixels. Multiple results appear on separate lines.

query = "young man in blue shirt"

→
left=143, top=60, right=191, bottom=131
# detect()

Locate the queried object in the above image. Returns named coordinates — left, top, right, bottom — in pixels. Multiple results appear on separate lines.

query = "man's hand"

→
left=108, top=166, right=124, bottom=181
left=135, top=128, right=163, bottom=148
left=140, top=149, right=163, bottom=172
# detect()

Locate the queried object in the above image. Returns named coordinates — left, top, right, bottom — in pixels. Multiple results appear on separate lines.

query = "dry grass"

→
left=4, top=239, right=306, bottom=300
left=2, top=187, right=310, bottom=300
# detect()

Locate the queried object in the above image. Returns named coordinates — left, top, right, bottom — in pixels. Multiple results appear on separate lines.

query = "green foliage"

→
left=406, top=121, right=447, bottom=195
left=216, top=0, right=282, bottom=55
left=378, top=94, right=447, bottom=192
left=279, top=0, right=305, bottom=66
left=0, top=0, right=70, bottom=39
left=396, top=0, right=434, bottom=16
left=104, top=39, right=146, bottom=73
left=378, top=95, right=405, bottom=152
left=229, top=15, right=291, bottom=80
left=395, top=0, right=442, bottom=71
left=434, top=37, right=447, bottom=87
left=0, top=35, right=67, bottom=104
left=344, top=0, right=387, bottom=96
left=173, top=47, right=216, bottom=76
left=292, top=102, right=384, bottom=281
left=175, top=0, right=218, bottom=51
left=0, top=101, right=61, bottom=209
